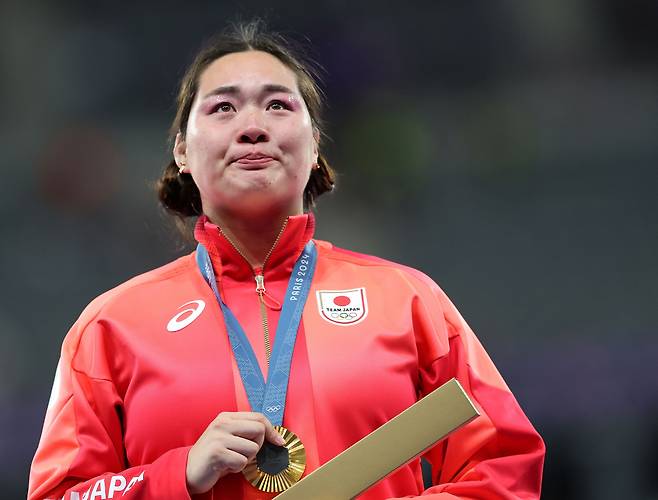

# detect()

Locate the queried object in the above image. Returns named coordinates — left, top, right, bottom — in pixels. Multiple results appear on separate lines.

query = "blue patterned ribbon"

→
left=196, top=240, right=317, bottom=426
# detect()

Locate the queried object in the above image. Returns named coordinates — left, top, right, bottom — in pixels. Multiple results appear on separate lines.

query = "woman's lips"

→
left=234, top=156, right=276, bottom=169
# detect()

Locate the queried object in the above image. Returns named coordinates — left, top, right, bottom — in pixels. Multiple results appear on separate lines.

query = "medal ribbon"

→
left=196, top=240, right=317, bottom=426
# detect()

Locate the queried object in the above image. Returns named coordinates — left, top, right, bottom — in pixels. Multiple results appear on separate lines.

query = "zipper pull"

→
left=255, top=274, right=266, bottom=295
left=254, top=273, right=282, bottom=311
left=262, top=291, right=282, bottom=311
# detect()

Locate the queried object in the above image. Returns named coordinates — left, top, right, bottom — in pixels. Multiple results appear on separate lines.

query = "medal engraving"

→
left=257, top=441, right=289, bottom=475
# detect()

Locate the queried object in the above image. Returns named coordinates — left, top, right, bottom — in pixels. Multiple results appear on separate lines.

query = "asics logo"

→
left=166, top=300, right=206, bottom=332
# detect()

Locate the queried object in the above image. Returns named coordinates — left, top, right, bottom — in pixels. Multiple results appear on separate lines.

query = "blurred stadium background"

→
left=1, top=1, right=657, bottom=498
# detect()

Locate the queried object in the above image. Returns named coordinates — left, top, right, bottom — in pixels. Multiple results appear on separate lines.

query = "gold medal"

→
left=243, top=426, right=306, bottom=492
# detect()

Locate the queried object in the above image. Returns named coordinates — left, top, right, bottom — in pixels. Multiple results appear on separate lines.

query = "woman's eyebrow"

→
left=202, top=84, right=295, bottom=100
left=261, top=84, right=294, bottom=95
left=203, top=85, right=239, bottom=99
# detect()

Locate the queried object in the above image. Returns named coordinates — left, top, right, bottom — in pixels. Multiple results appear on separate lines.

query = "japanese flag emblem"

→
left=316, top=288, right=368, bottom=326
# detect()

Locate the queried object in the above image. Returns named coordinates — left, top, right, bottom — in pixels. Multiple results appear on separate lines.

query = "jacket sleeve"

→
left=28, top=313, right=193, bottom=500
left=390, top=278, right=545, bottom=500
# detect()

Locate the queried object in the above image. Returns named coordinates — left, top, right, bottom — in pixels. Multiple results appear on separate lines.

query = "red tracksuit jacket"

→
left=29, top=213, right=545, bottom=499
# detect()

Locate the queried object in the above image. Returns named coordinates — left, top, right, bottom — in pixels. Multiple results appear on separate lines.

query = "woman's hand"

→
left=185, top=411, right=286, bottom=495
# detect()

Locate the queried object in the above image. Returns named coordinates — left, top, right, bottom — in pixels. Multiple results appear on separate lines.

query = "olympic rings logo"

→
left=330, top=312, right=358, bottom=319
left=265, top=405, right=281, bottom=413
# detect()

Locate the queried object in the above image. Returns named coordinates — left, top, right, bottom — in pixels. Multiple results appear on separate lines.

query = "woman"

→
left=29, top=21, right=545, bottom=499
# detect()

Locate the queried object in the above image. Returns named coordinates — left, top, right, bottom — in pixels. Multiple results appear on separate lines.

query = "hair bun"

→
left=157, top=161, right=201, bottom=216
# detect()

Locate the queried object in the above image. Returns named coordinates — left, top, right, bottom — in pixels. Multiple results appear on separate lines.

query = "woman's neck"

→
left=206, top=209, right=299, bottom=269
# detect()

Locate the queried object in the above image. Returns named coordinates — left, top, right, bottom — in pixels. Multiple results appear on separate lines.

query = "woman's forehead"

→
left=198, top=50, right=300, bottom=96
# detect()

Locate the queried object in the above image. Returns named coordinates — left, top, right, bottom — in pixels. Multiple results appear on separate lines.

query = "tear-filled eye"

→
left=267, top=100, right=290, bottom=111
left=213, top=102, right=236, bottom=113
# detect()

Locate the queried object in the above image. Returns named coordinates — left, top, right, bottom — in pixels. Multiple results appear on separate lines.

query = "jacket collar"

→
left=194, top=212, right=315, bottom=283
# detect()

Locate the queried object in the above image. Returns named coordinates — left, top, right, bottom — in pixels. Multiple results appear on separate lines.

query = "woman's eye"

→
left=213, top=102, right=235, bottom=113
left=267, top=100, right=288, bottom=111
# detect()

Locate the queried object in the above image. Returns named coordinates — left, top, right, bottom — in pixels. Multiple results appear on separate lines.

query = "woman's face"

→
left=175, top=50, right=318, bottom=221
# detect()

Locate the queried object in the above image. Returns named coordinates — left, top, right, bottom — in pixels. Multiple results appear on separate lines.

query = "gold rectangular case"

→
left=276, top=378, right=479, bottom=499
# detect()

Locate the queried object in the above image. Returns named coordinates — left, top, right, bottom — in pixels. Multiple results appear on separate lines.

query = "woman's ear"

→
left=173, top=133, right=188, bottom=172
left=312, top=128, right=320, bottom=163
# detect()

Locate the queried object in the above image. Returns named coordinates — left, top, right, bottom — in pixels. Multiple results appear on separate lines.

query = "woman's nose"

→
left=238, top=125, right=269, bottom=144
left=238, top=109, right=269, bottom=144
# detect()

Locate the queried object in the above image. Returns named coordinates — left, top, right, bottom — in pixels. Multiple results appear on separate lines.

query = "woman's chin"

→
left=225, top=168, right=279, bottom=191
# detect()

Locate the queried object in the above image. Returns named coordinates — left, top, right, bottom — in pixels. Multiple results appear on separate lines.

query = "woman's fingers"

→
left=186, top=411, right=286, bottom=495
left=241, top=412, right=286, bottom=446
left=221, top=434, right=261, bottom=461
left=214, top=447, right=250, bottom=474
left=217, top=412, right=285, bottom=446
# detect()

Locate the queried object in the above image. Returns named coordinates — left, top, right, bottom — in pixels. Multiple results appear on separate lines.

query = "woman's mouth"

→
left=233, top=154, right=277, bottom=169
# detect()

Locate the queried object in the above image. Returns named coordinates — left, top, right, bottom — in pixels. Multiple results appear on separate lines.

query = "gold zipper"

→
left=219, top=219, right=289, bottom=366
left=254, top=274, right=271, bottom=363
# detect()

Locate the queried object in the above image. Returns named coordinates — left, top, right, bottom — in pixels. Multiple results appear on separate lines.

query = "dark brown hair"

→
left=156, top=20, right=335, bottom=227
